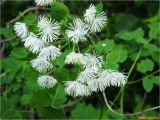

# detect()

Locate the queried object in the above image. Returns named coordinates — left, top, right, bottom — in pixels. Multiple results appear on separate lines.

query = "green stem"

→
left=51, top=84, right=59, bottom=108
left=72, top=42, right=75, bottom=52
left=120, top=47, right=142, bottom=113
left=68, top=38, right=70, bottom=51
left=127, top=69, right=160, bottom=85
left=112, top=88, right=122, bottom=105
left=128, top=47, right=142, bottom=78
left=103, top=91, right=160, bottom=116
left=77, top=43, right=80, bottom=52
left=113, top=38, right=153, bottom=114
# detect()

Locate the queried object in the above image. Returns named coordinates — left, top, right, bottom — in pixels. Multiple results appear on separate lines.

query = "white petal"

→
left=77, top=67, right=98, bottom=83
left=38, top=75, right=57, bottom=88
left=65, top=81, right=91, bottom=97
left=100, top=70, right=127, bottom=87
left=87, top=78, right=107, bottom=92
left=38, top=45, right=61, bottom=61
left=34, top=0, right=53, bottom=6
left=14, top=22, right=28, bottom=38
left=65, top=52, right=84, bottom=64
left=90, top=12, right=107, bottom=32
left=38, top=16, right=60, bottom=42
left=82, top=53, right=103, bottom=69
left=84, top=4, right=96, bottom=24
left=23, top=33, right=45, bottom=53
left=66, top=18, right=89, bottom=43
left=31, top=57, right=53, bottom=72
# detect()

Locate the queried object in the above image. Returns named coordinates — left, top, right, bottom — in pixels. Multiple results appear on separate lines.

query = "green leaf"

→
left=71, top=103, right=100, bottom=119
left=106, top=51, right=120, bottom=64
left=118, top=49, right=128, bottom=63
left=2, top=110, right=22, bottom=119
left=20, top=94, right=32, bottom=105
left=2, top=56, right=21, bottom=72
left=23, top=65, right=39, bottom=81
left=22, top=64, right=40, bottom=94
left=51, top=2, right=69, bottom=21
left=52, top=84, right=67, bottom=108
left=144, top=43, right=159, bottom=53
left=150, top=76, right=160, bottom=85
left=117, top=28, right=144, bottom=41
left=96, top=2, right=103, bottom=13
left=101, top=109, right=125, bottom=119
left=104, top=62, right=119, bottom=70
left=94, top=39, right=114, bottom=53
left=151, top=53, right=159, bottom=63
left=0, top=28, right=13, bottom=38
left=53, top=50, right=70, bottom=67
left=0, top=95, right=20, bottom=118
left=22, top=12, right=36, bottom=24
left=11, top=47, right=29, bottom=59
left=135, top=37, right=147, bottom=44
left=137, top=58, right=154, bottom=73
left=30, top=90, right=52, bottom=112
left=106, top=46, right=127, bottom=63
left=143, top=78, right=153, bottom=92
left=54, top=67, right=69, bottom=82
left=1, top=96, right=14, bottom=114
left=148, top=22, right=159, bottom=39
left=143, top=10, right=160, bottom=23
left=1, top=56, right=21, bottom=83
left=15, top=61, right=27, bottom=82
left=41, top=106, right=66, bottom=119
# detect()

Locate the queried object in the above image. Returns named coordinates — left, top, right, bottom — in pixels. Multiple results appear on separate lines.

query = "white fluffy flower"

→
left=38, top=16, right=60, bottom=42
left=77, top=67, right=98, bottom=83
left=88, top=69, right=127, bottom=92
left=100, top=70, right=127, bottom=87
left=65, top=52, right=84, bottom=64
left=65, top=81, right=91, bottom=97
left=31, top=57, right=53, bottom=73
left=82, top=53, right=103, bottom=69
left=34, top=0, right=53, bottom=6
left=90, top=12, right=107, bottom=32
left=14, top=22, right=28, bottom=38
left=87, top=70, right=110, bottom=92
left=84, top=4, right=96, bottom=24
left=66, top=18, right=89, bottom=43
left=87, top=78, right=107, bottom=92
left=38, top=45, right=61, bottom=61
left=23, top=33, right=45, bottom=53
left=37, top=75, right=57, bottom=88
left=84, top=4, right=107, bottom=32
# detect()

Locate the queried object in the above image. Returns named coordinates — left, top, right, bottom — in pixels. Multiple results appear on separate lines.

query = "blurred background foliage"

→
left=0, top=0, right=160, bottom=119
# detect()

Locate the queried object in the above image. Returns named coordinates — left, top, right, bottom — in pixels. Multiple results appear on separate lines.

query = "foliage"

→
left=0, top=1, right=159, bottom=119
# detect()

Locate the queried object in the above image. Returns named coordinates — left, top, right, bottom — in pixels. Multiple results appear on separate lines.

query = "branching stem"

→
left=102, top=91, right=160, bottom=116
left=6, top=7, right=49, bottom=28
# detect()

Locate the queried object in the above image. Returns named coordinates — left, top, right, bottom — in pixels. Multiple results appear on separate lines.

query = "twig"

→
left=35, top=5, right=39, bottom=16
left=6, top=7, right=50, bottom=28
left=127, top=69, right=160, bottom=85
left=102, top=91, right=160, bottom=116
left=141, top=92, right=147, bottom=113
left=0, top=36, right=17, bottom=43
left=61, top=97, right=84, bottom=109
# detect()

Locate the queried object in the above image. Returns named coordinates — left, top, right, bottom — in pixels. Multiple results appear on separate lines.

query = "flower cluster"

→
left=63, top=5, right=126, bottom=97
left=14, top=15, right=61, bottom=89
left=34, top=0, right=54, bottom=6
left=66, top=4, right=107, bottom=44
left=14, top=3, right=127, bottom=97
left=64, top=53, right=127, bottom=97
